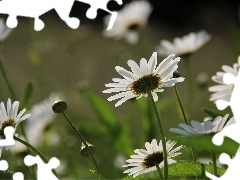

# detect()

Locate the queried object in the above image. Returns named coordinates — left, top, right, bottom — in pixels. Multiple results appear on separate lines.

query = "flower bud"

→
left=80, top=142, right=95, bottom=157
left=173, top=70, right=181, bottom=78
left=52, top=100, right=67, bottom=113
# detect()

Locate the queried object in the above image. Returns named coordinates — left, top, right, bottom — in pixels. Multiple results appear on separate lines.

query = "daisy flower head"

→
left=103, top=0, right=152, bottom=44
left=0, top=99, right=30, bottom=156
left=156, top=30, right=211, bottom=56
left=123, top=139, right=183, bottom=178
left=103, top=52, right=184, bottom=107
left=209, top=57, right=240, bottom=103
left=0, top=18, right=13, bottom=42
left=169, top=114, right=235, bottom=136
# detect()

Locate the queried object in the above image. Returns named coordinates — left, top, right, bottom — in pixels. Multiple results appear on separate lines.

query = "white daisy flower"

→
left=169, top=114, right=235, bottom=136
left=0, top=99, right=31, bottom=156
left=103, top=0, right=152, bottom=44
left=103, top=52, right=184, bottom=107
left=25, top=93, right=63, bottom=147
left=156, top=30, right=211, bottom=56
left=0, top=18, right=12, bottom=42
left=208, top=57, right=240, bottom=102
left=123, top=139, right=183, bottom=178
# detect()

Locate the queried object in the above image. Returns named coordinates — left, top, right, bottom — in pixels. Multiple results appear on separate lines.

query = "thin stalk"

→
left=173, top=85, right=188, bottom=124
left=211, top=152, right=217, bottom=176
left=147, top=91, right=168, bottom=179
left=173, top=85, right=197, bottom=163
left=61, top=112, right=102, bottom=179
left=0, top=56, right=17, bottom=100
left=184, top=56, right=192, bottom=119
left=155, top=163, right=163, bottom=179
left=14, top=136, right=59, bottom=179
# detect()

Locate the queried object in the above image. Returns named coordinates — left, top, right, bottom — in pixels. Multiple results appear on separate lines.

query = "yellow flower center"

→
left=142, top=151, right=164, bottom=168
left=130, top=73, right=162, bottom=95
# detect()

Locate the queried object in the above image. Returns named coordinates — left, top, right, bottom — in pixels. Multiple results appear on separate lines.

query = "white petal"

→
left=191, top=121, right=205, bottom=133
left=107, top=91, right=133, bottom=101
left=7, top=99, right=11, bottom=115
left=127, top=60, right=142, bottom=77
left=204, top=120, right=212, bottom=133
left=151, top=139, right=158, bottom=151
left=152, top=92, right=158, bottom=102
left=103, top=87, right=129, bottom=93
left=178, top=124, right=199, bottom=135
left=169, top=128, right=193, bottom=136
left=115, top=95, right=136, bottom=107
left=12, top=101, right=19, bottom=120
left=155, top=54, right=175, bottom=74
left=147, top=52, right=157, bottom=73
left=16, top=113, right=31, bottom=124
left=145, top=142, right=153, bottom=153
left=105, top=83, right=129, bottom=88
left=140, top=58, right=148, bottom=75
left=115, top=66, right=135, bottom=80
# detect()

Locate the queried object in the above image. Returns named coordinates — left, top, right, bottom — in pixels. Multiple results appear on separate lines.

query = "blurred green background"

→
left=0, top=0, right=240, bottom=179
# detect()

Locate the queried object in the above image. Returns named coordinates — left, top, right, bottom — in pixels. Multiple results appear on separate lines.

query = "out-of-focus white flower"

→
left=103, top=52, right=184, bottom=107
left=0, top=99, right=30, bottom=157
left=103, top=1, right=152, bottom=44
left=25, top=92, right=63, bottom=147
left=46, top=131, right=60, bottom=147
left=0, top=18, right=12, bottom=42
left=156, top=30, right=211, bottom=56
left=114, top=154, right=126, bottom=168
left=123, top=139, right=183, bottom=178
left=209, top=57, right=240, bottom=103
left=169, top=114, right=235, bottom=136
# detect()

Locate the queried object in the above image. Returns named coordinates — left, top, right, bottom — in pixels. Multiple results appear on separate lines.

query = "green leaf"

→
left=21, top=81, right=34, bottom=108
left=172, top=135, right=239, bottom=156
left=114, top=116, right=134, bottom=156
left=124, top=160, right=226, bottom=179
left=202, top=108, right=224, bottom=118
left=85, top=91, right=118, bottom=131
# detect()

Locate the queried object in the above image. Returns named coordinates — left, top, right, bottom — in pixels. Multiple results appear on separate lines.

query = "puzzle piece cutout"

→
left=0, top=0, right=79, bottom=31
left=12, top=172, right=24, bottom=180
left=77, top=0, right=123, bottom=30
left=206, top=70, right=240, bottom=179
left=0, top=0, right=122, bottom=31
left=0, top=159, right=24, bottom=180
left=206, top=149, right=240, bottom=179
left=212, top=71, right=240, bottom=145
left=0, top=126, right=15, bottom=147
left=24, top=155, right=60, bottom=180
left=0, top=160, right=8, bottom=171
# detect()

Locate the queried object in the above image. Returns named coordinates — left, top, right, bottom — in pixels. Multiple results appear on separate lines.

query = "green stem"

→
left=14, top=136, right=59, bottom=179
left=147, top=91, right=168, bottom=179
left=155, top=163, right=163, bottom=179
left=173, top=85, right=197, bottom=163
left=61, top=112, right=102, bottom=179
left=173, top=85, right=188, bottom=124
left=184, top=56, right=192, bottom=120
left=0, top=55, right=17, bottom=100
left=211, top=152, right=217, bottom=176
